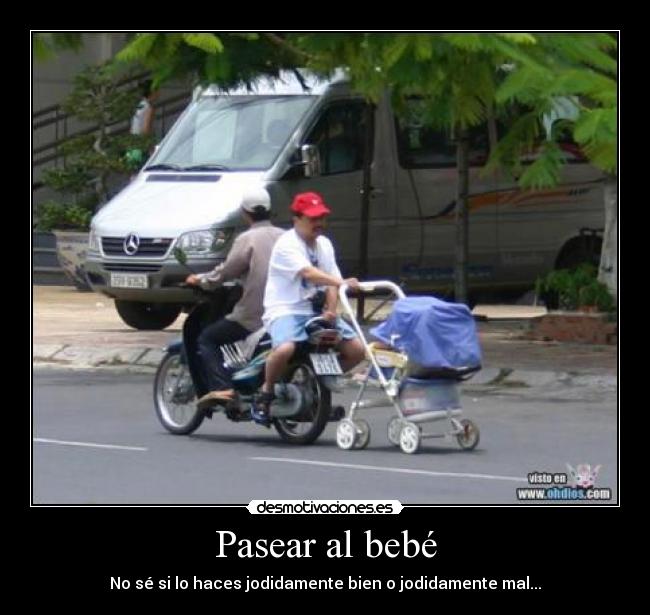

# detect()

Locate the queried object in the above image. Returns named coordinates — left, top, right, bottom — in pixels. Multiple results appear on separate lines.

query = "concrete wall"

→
left=33, top=33, right=130, bottom=113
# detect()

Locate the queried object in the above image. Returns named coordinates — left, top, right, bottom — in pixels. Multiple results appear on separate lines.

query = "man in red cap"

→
left=251, top=191, right=364, bottom=426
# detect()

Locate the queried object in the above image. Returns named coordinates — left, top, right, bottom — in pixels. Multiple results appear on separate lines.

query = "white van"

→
left=86, top=69, right=605, bottom=329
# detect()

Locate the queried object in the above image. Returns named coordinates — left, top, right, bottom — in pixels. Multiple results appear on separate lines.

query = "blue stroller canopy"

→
left=370, top=296, right=482, bottom=369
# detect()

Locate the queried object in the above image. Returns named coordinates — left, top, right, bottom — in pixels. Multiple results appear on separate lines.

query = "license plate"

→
left=110, top=273, right=148, bottom=289
left=310, top=353, right=343, bottom=376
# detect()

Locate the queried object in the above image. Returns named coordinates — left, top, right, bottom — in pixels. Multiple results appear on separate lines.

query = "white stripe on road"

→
left=251, top=457, right=527, bottom=483
left=34, top=438, right=148, bottom=452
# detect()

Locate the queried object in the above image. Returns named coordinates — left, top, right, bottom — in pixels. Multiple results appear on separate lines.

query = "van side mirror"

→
left=301, top=144, right=321, bottom=178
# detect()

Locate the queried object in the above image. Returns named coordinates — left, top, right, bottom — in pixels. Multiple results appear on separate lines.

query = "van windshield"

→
left=147, top=95, right=315, bottom=171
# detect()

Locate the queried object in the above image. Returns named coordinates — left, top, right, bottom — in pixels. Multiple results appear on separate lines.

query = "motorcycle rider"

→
left=185, top=186, right=284, bottom=410
left=251, top=191, right=365, bottom=426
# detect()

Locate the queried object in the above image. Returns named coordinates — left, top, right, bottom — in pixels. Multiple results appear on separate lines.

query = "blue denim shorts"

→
left=268, top=314, right=357, bottom=348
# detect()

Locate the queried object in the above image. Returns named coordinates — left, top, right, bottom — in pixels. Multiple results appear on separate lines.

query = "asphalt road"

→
left=32, top=367, right=618, bottom=505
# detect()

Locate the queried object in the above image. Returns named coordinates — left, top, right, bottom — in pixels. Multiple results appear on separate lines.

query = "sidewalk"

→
left=32, top=286, right=617, bottom=388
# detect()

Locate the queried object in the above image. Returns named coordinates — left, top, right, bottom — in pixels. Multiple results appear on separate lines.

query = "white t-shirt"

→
left=263, top=229, right=342, bottom=325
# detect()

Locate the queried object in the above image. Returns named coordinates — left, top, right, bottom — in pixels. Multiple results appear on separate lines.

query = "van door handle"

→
left=370, top=187, right=384, bottom=198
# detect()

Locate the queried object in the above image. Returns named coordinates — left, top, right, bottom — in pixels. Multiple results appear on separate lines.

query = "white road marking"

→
left=251, top=457, right=526, bottom=483
left=34, top=438, right=148, bottom=452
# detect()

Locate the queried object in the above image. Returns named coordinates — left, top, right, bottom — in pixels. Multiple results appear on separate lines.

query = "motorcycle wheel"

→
left=274, top=362, right=331, bottom=445
left=154, top=353, right=205, bottom=435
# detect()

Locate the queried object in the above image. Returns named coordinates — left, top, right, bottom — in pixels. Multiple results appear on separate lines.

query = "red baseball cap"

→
left=290, top=192, right=331, bottom=218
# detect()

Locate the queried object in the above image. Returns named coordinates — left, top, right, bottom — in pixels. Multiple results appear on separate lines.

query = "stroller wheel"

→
left=456, top=418, right=480, bottom=450
left=336, top=419, right=357, bottom=450
left=399, top=422, right=421, bottom=454
left=353, top=418, right=371, bottom=450
left=387, top=417, right=403, bottom=446
left=337, top=418, right=371, bottom=450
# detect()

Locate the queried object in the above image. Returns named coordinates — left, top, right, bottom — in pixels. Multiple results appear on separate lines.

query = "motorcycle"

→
left=153, top=284, right=345, bottom=445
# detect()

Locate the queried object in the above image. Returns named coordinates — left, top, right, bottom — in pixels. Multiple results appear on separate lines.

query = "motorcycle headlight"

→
left=176, top=228, right=233, bottom=256
left=88, top=228, right=101, bottom=253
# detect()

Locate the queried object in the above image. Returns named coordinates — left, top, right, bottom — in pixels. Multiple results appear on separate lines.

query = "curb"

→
left=33, top=344, right=617, bottom=390
left=466, top=368, right=616, bottom=390
left=33, top=344, right=164, bottom=369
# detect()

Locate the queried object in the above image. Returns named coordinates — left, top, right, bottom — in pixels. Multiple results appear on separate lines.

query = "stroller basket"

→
left=400, top=377, right=461, bottom=417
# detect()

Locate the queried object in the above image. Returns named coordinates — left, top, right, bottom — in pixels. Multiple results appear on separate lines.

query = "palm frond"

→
left=442, top=34, right=486, bottom=51
left=539, top=33, right=617, bottom=75
left=582, top=141, right=617, bottom=174
left=413, top=35, right=433, bottom=60
left=182, top=33, right=224, bottom=55
left=574, top=108, right=616, bottom=144
left=485, top=111, right=540, bottom=174
left=519, top=142, right=564, bottom=189
left=496, top=33, right=537, bottom=45
left=496, top=66, right=550, bottom=104
left=115, top=33, right=159, bottom=63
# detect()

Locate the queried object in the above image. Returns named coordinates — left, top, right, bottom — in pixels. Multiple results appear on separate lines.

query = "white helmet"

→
left=241, top=186, right=271, bottom=213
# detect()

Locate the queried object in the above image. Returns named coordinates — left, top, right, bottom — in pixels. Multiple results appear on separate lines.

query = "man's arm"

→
left=311, top=272, right=357, bottom=322
left=299, top=266, right=358, bottom=289
left=300, top=266, right=359, bottom=321
left=322, top=286, right=339, bottom=321
left=186, top=236, right=251, bottom=289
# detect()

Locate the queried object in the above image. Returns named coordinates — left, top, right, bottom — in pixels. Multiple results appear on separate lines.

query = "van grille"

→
left=102, top=237, right=173, bottom=257
left=103, top=263, right=162, bottom=273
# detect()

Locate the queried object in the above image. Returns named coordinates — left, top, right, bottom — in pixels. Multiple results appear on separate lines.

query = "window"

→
left=150, top=95, right=315, bottom=171
left=305, top=103, right=367, bottom=175
left=395, top=99, right=490, bottom=169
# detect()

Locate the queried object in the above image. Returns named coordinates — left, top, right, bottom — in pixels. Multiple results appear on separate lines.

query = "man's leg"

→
left=253, top=315, right=307, bottom=425
left=261, top=342, right=296, bottom=394
left=338, top=337, right=365, bottom=373
left=197, top=318, right=250, bottom=392
left=251, top=341, right=296, bottom=426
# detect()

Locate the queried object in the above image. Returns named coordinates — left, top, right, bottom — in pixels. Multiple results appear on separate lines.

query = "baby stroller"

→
left=337, top=281, right=481, bottom=454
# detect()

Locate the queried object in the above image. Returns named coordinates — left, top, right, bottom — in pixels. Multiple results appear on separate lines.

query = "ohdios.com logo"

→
left=517, top=464, right=612, bottom=501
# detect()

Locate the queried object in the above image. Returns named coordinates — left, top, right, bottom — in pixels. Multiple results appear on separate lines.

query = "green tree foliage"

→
left=488, top=34, right=617, bottom=187
left=115, top=33, right=300, bottom=89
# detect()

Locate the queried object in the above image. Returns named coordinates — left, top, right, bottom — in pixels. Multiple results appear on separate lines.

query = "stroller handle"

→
left=339, top=280, right=406, bottom=300
left=338, top=280, right=407, bottom=392
left=338, top=280, right=406, bottom=334
left=339, top=280, right=406, bottom=322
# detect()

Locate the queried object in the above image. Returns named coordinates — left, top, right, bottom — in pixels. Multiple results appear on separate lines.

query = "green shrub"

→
left=536, top=263, right=615, bottom=312
left=37, top=201, right=94, bottom=232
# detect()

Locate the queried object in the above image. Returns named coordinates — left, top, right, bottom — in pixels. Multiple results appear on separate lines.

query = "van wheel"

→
left=556, top=236, right=602, bottom=271
left=115, top=300, right=182, bottom=330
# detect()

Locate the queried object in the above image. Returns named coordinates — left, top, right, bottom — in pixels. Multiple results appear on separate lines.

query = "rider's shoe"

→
left=251, top=390, right=274, bottom=428
left=224, top=399, right=245, bottom=421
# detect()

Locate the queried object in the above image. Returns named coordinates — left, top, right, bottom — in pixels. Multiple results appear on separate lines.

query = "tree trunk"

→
left=598, top=176, right=618, bottom=304
left=94, top=109, right=109, bottom=205
left=454, top=129, right=470, bottom=305
left=357, top=103, right=375, bottom=321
